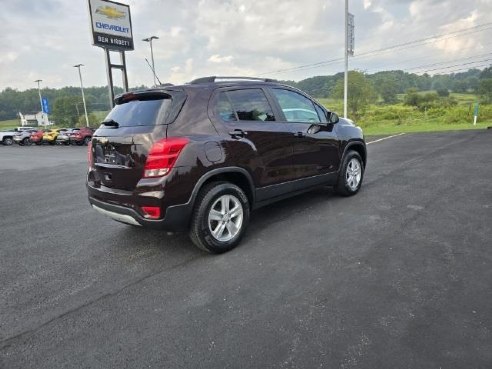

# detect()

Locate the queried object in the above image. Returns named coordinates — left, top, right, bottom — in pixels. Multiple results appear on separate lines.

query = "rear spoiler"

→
left=114, top=90, right=175, bottom=105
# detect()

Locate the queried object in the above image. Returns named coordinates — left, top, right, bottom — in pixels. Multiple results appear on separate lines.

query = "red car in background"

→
left=70, top=127, right=93, bottom=145
left=30, top=130, right=45, bottom=145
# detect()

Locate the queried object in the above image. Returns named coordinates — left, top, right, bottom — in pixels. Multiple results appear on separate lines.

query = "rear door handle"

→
left=294, top=131, right=306, bottom=138
left=229, top=129, right=247, bottom=139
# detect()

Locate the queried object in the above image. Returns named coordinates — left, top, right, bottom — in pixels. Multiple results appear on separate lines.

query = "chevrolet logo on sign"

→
left=95, top=5, right=126, bottom=19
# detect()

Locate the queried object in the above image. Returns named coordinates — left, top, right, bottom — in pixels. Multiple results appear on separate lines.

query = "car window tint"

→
left=272, top=88, right=321, bottom=123
left=104, top=98, right=172, bottom=127
left=215, top=92, right=237, bottom=122
left=314, top=104, right=328, bottom=123
left=227, top=89, right=275, bottom=122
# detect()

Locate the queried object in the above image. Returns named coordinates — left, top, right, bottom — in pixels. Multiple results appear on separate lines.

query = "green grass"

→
left=0, top=119, right=19, bottom=130
left=361, top=121, right=490, bottom=135
left=0, top=110, right=109, bottom=130
left=318, top=94, right=491, bottom=136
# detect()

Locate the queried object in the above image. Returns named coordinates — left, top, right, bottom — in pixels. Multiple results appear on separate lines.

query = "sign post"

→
left=88, top=0, right=134, bottom=108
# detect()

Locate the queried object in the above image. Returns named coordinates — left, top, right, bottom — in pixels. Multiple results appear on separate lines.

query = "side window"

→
left=272, top=88, right=321, bottom=123
left=314, top=104, right=328, bottom=123
left=227, top=89, right=275, bottom=122
left=215, top=92, right=237, bottom=122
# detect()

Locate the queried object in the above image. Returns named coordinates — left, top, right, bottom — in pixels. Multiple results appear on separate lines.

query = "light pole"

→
left=73, top=64, right=89, bottom=127
left=34, top=79, right=43, bottom=117
left=344, top=0, right=348, bottom=118
left=34, top=79, right=49, bottom=126
left=34, top=79, right=43, bottom=111
left=143, top=36, right=159, bottom=86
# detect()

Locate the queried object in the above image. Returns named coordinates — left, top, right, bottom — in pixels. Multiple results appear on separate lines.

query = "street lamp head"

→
left=34, top=79, right=42, bottom=83
left=142, top=36, right=159, bottom=42
left=73, top=64, right=84, bottom=68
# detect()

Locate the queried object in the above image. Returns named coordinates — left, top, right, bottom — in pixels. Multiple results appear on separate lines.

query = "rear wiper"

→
left=101, top=119, right=120, bottom=128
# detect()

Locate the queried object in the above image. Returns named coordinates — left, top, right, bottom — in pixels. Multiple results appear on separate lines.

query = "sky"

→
left=0, top=0, right=491, bottom=91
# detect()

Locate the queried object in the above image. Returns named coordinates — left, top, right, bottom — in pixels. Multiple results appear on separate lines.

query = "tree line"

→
left=282, top=67, right=489, bottom=99
left=0, top=67, right=491, bottom=124
left=283, top=66, right=492, bottom=117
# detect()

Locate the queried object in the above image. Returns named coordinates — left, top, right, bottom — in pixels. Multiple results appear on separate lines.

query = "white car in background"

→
left=0, top=129, right=18, bottom=145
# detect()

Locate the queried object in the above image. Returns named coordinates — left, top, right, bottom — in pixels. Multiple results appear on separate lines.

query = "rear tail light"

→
left=143, top=137, right=189, bottom=178
left=141, top=206, right=161, bottom=219
left=87, top=141, right=93, bottom=167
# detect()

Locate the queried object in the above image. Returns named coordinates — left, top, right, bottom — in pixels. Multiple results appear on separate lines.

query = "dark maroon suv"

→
left=87, top=77, right=366, bottom=253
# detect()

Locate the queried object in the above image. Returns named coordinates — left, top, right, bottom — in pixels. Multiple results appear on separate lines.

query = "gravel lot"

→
left=1, top=130, right=491, bottom=368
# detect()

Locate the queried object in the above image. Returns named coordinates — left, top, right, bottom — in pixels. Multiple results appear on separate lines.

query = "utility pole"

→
left=143, top=36, right=159, bottom=86
left=344, top=1, right=355, bottom=119
left=343, top=0, right=348, bottom=119
left=73, top=64, right=90, bottom=127
left=34, top=80, right=43, bottom=112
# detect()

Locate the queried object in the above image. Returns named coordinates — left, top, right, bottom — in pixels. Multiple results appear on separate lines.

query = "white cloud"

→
left=0, top=0, right=491, bottom=90
left=208, top=54, right=234, bottom=64
left=0, top=52, right=18, bottom=65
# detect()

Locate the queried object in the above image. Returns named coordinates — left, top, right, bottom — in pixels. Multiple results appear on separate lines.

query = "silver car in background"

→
left=13, top=129, right=37, bottom=145
left=56, top=128, right=79, bottom=145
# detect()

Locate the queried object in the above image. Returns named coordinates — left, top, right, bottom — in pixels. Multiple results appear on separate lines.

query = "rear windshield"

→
left=104, top=97, right=172, bottom=127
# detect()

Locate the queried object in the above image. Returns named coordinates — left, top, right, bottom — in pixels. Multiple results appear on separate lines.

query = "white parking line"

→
left=367, top=132, right=406, bottom=145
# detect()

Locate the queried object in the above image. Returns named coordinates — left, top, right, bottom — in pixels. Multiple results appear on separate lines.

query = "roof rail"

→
left=189, top=76, right=277, bottom=84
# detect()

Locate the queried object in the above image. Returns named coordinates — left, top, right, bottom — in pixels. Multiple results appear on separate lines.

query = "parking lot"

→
left=1, top=130, right=491, bottom=368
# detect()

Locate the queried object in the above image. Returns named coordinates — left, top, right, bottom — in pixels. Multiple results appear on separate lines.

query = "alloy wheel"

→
left=208, top=194, right=244, bottom=242
left=346, top=158, right=362, bottom=191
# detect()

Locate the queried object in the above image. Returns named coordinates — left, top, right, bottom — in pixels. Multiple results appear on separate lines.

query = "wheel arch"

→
left=342, top=140, right=367, bottom=168
left=189, top=167, right=255, bottom=209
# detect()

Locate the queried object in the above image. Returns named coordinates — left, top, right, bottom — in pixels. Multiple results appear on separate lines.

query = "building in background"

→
left=18, top=112, right=52, bottom=127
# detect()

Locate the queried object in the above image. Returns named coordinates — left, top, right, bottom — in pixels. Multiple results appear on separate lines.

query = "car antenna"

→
left=145, top=58, right=163, bottom=86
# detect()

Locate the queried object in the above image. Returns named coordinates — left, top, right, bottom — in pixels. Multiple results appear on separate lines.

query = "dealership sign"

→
left=88, top=0, right=134, bottom=51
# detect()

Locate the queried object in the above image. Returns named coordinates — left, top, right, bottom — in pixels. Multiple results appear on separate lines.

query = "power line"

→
left=366, top=52, right=492, bottom=74
left=354, top=24, right=492, bottom=59
left=258, top=22, right=492, bottom=76
left=408, top=58, right=492, bottom=74
left=361, top=42, right=492, bottom=73
left=432, top=63, right=491, bottom=76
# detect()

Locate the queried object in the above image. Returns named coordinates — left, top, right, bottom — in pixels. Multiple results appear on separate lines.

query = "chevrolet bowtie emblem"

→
left=95, top=5, right=126, bottom=20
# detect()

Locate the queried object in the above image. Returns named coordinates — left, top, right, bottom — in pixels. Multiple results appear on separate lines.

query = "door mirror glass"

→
left=328, top=112, right=339, bottom=124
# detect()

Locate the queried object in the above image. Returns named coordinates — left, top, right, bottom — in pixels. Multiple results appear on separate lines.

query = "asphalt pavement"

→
left=0, top=131, right=491, bottom=369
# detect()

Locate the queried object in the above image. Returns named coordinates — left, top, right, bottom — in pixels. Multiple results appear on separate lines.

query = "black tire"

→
left=83, top=137, right=91, bottom=146
left=2, top=137, right=13, bottom=146
left=34, top=141, right=42, bottom=145
left=335, top=150, right=364, bottom=196
left=189, top=181, right=250, bottom=254
left=22, top=137, right=31, bottom=146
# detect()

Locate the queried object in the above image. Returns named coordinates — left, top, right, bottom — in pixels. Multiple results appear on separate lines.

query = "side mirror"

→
left=327, top=112, right=339, bottom=124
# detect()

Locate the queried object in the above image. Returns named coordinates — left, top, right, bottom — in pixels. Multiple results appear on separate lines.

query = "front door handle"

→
left=229, top=129, right=247, bottom=139
left=294, top=131, right=306, bottom=138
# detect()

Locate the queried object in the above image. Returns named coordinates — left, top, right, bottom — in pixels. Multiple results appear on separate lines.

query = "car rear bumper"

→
left=87, top=195, right=192, bottom=232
